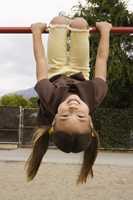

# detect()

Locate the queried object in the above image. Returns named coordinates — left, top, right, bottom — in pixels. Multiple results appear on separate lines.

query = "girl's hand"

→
left=31, top=23, right=47, bottom=33
left=96, top=22, right=112, bottom=33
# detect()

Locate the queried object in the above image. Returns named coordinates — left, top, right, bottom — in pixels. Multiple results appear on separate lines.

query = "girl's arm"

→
left=94, top=22, right=112, bottom=81
left=31, top=23, right=48, bottom=81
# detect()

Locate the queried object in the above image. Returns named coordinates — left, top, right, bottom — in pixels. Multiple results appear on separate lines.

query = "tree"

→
left=29, top=97, right=38, bottom=108
left=72, top=0, right=133, bottom=108
left=0, top=94, right=32, bottom=107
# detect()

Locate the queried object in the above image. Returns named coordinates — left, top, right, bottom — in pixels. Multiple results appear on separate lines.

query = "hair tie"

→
left=49, top=127, right=54, bottom=135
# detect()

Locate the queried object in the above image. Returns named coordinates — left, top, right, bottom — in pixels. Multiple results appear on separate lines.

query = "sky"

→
left=0, top=0, right=132, bottom=94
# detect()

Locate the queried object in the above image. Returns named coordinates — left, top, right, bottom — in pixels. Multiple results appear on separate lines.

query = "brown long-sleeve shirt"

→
left=35, top=72, right=108, bottom=126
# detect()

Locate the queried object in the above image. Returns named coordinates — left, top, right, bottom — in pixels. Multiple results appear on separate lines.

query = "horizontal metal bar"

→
left=91, top=27, right=133, bottom=33
left=23, top=126, right=35, bottom=129
left=0, top=127, right=36, bottom=130
left=0, top=27, right=132, bottom=33
left=0, top=128, right=18, bottom=131
left=0, top=142, right=18, bottom=144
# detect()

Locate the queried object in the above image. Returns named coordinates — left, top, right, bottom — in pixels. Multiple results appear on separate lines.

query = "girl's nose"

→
left=69, top=105, right=78, bottom=112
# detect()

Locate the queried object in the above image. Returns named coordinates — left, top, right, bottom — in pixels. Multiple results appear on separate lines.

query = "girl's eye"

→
left=61, top=114, right=69, bottom=117
left=78, top=115, right=85, bottom=118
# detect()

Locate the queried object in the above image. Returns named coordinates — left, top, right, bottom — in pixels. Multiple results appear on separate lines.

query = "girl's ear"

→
left=52, top=119, right=55, bottom=127
left=88, top=116, right=95, bottom=137
left=52, top=115, right=57, bottom=127
left=89, top=115, right=93, bottom=129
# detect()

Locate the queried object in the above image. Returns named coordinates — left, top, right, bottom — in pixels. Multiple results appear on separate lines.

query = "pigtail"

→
left=25, top=126, right=50, bottom=181
left=77, top=128, right=99, bottom=184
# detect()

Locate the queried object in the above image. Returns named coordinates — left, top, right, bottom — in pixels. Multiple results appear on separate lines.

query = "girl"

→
left=26, top=16, right=112, bottom=184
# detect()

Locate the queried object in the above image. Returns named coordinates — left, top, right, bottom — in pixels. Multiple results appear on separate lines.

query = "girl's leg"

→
left=68, top=18, right=90, bottom=80
left=47, top=16, right=69, bottom=79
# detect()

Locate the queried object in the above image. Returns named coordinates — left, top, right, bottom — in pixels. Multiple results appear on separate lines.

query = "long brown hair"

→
left=77, top=128, right=99, bottom=184
left=25, top=126, right=50, bottom=181
left=26, top=125, right=99, bottom=184
left=53, top=127, right=99, bottom=184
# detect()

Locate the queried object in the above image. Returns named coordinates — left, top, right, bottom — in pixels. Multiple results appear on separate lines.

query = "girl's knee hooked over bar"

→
left=50, top=16, right=69, bottom=25
left=70, top=17, right=88, bottom=29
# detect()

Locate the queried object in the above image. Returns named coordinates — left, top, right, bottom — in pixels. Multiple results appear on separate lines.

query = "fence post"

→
left=130, top=129, right=133, bottom=148
left=18, top=106, right=24, bottom=147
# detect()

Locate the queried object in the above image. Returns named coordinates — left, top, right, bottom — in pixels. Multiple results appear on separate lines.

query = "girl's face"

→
left=54, top=94, right=91, bottom=134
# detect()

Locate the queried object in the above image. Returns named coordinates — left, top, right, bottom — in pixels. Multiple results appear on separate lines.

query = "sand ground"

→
left=0, top=149, right=133, bottom=200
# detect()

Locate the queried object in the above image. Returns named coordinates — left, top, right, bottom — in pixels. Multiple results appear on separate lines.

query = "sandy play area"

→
left=0, top=153, right=133, bottom=200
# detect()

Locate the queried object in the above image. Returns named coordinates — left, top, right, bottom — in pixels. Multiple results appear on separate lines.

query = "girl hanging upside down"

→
left=26, top=16, right=112, bottom=184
